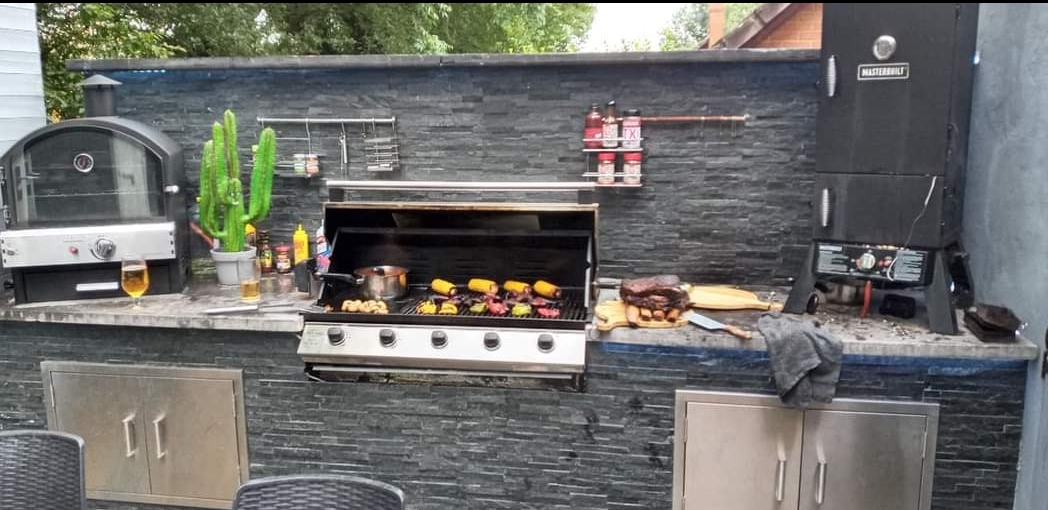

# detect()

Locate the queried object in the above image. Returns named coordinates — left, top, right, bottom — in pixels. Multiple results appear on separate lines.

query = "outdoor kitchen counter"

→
left=0, top=274, right=312, bottom=333
left=597, top=288, right=1040, bottom=361
left=0, top=279, right=1037, bottom=361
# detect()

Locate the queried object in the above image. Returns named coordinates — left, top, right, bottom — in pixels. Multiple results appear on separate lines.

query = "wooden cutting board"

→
left=687, top=285, right=784, bottom=312
left=595, top=300, right=686, bottom=331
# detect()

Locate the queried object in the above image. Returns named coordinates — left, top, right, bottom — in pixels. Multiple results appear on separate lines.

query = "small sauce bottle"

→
left=602, top=100, right=620, bottom=148
left=584, top=104, right=603, bottom=149
left=258, top=231, right=274, bottom=274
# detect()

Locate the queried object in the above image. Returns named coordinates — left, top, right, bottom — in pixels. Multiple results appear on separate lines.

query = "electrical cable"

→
left=887, top=176, right=937, bottom=282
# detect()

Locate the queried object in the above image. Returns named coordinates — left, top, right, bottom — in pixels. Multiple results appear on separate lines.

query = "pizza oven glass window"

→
left=6, top=127, right=165, bottom=228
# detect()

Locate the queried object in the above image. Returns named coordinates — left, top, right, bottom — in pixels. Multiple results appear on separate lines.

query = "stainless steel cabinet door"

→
left=683, top=402, right=804, bottom=510
left=798, top=410, right=927, bottom=510
left=143, top=377, right=242, bottom=504
left=49, top=372, right=151, bottom=496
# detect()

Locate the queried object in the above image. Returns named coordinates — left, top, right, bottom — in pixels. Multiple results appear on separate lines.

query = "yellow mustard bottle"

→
left=293, top=224, right=309, bottom=264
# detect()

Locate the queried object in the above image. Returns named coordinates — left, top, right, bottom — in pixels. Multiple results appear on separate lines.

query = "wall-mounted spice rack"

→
left=581, top=137, right=645, bottom=187
left=256, top=116, right=399, bottom=178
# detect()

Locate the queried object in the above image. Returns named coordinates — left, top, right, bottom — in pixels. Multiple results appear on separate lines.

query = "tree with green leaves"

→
left=659, top=3, right=760, bottom=51
left=37, top=3, right=597, bottom=119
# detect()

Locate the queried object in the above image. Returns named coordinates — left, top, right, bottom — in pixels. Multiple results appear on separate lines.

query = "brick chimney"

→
left=708, top=3, right=727, bottom=48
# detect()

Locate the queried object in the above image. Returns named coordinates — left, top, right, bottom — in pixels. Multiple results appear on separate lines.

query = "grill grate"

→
left=399, top=289, right=587, bottom=322
left=309, top=285, right=590, bottom=329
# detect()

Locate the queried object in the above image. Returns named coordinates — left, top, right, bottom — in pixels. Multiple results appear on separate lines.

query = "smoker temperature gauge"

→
left=92, top=238, right=116, bottom=260
left=856, top=252, right=878, bottom=272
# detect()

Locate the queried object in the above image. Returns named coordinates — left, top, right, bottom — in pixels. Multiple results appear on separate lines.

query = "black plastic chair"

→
left=0, top=430, right=86, bottom=510
left=233, top=474, right=405, bottom=510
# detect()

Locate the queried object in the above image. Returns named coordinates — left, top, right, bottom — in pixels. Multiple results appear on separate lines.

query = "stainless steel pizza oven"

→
left=0, top=75, right=189, bottom=303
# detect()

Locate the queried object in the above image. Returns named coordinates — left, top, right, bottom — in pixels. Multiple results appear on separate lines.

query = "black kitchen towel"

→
left=757, top=313, right=844, bottom=409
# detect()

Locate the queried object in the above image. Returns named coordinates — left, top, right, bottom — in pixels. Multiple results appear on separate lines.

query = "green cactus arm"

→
left=198, top=140, right=222, bottom=238
left=245, top=127, right=275, bottom=224
left=224, top=179, right=246, bottom=252
left=224, top=110, right=240, bottom=183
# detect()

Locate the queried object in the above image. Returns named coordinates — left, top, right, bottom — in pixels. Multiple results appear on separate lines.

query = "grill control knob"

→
left=483, top=332, right=500, bottom=350
left=327, top=327, right=346, bottom=346
left=379, top=329, right=396, bottom=347
left=856, top=252, right=878, bottom=272
left=537, top=334, right=555, bottom=353
left=431, top=331, right=448, bottom=349
left=93, top=238, right=116, bottom=260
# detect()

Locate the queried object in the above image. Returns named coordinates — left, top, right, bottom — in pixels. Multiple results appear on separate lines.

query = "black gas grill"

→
left=297, top=194, right=599, bottom=382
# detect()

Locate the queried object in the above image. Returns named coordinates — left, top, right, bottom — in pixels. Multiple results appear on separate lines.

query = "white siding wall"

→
left=0, top=3, right=45, bottom=155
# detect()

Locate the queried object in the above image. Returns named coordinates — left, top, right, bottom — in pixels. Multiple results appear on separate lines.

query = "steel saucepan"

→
left=319, top=265, right=409, bottom=300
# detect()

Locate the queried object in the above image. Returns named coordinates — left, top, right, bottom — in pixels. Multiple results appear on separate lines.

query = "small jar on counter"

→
left=621, top=109, right=642, bottom=149
left=623, top=152, right=642, bottom=185
left=597, top=152, right=617, bottom=185
left=275, top=245, right=293, bottom=274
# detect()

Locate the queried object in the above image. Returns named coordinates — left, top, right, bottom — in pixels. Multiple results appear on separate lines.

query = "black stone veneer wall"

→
left=107, top=61, right=817, bottom=284
left=0, top=322, right=1025, bottom=510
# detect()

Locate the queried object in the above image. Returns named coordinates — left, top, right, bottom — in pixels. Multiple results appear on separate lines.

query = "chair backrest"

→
left=0, top=430, right=86, bottom=510
left=233, top=474, right=405, bottom=510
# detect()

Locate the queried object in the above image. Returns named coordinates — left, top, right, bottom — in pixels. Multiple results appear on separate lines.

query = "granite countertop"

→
left=0, top=276, right=1038, bottom=361
left=0, top=274, right=314, bottom=333
left=597, top=287, right=1040, bottom=361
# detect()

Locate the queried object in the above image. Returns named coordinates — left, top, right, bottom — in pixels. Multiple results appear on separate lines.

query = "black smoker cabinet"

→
left=785, top=4, right=980, bottom=334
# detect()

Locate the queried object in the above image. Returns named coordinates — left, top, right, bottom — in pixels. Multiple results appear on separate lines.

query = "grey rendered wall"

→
left=964, top=4, right=1048, bottom=509
left=0, top=3, right=46, bottom=154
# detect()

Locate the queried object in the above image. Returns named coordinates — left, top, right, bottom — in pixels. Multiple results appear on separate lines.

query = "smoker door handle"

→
left=820, top=188, right=832, bottom=228
left=826, top=55, right=838, bottom=98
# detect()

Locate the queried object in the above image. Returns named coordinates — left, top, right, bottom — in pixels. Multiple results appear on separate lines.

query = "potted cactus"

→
left=198, top=110, right=276, bottom=285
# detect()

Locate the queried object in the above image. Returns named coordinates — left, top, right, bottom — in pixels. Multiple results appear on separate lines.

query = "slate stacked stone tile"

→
left=0, top=323, right=1025, bottom=510
left=103, top=57, right=817, bottom=285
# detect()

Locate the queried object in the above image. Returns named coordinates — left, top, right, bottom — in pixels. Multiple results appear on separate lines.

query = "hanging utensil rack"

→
left=256, top=116, right=399, bottom=178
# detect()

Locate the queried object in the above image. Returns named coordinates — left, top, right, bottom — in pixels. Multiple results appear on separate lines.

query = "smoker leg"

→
left=784, top=244, right=817, bottom=314
left=947, top=242, right=975, bottom=309
left=925, top=250, right=959, bottom=335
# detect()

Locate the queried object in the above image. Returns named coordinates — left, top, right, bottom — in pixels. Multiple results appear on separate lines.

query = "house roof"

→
left=700, top=3, right=799, bottom=49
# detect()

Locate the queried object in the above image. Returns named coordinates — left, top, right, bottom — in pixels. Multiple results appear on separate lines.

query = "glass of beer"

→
left=237, top=255, right=261, bottom=303
left=120, top=255, right=150, bottom=308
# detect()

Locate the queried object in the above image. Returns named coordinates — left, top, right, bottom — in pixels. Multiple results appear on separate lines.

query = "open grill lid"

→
left=306, top=201, right=599, bottom=329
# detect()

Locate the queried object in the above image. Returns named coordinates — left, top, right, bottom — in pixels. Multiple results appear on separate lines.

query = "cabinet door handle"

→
left=121, top=415, right=136, bottom=458
left=153, top=415, right=167, bottom=459
left=815, top=461, right=827, bottom=505
left=775, top=458, right=787, bottom=502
